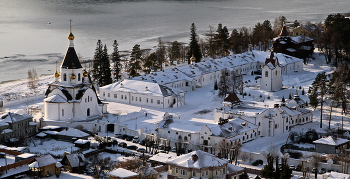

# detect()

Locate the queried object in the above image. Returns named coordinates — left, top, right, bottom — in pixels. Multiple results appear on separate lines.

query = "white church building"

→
left=260, top=52, right=283, bottom=91
left=43, top=30, right=107, bottom=122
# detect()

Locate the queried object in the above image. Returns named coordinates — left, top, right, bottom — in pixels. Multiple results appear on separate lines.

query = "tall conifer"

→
left=187, top=23, right=202, bottom=63
left=111, top=40, right=122, bottom=82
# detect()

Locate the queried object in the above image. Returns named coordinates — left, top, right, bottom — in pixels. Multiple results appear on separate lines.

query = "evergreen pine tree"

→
left=111, top=40, right=122, bottom=82
left=129, top=44, right=142, bottom=77
left=289, top=93, right=292, bottom=99
left=254, top=175, right=261, bottom=179
left=92, top=39, right=103, bottom=85
left=240, top=172, right=249, bottom=179
left=100, top=44, right=112, bottom=86
left=282, top=96, right=285, bottom=102
left=302, top=88, right=305, bottom=95
left=309, top=91, right=318, bottom=110
left=187, top=23, right=202, bottom=63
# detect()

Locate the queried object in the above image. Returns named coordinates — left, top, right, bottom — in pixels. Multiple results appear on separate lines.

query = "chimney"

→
left=192, top=154, right=198, bottom=162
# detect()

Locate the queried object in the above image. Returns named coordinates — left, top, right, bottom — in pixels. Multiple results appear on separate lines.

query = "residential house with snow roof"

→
left=313, top=136, right=350, bottom=154
left=167, top=150, right=243, bottom=179
left=44, top=30, right=107, bottom=122
left=28, top=155, right=62, bottom=177
left=100, top=79, right=185, bottom=108
left=273, top=24, right=314, bottom=59
left=260, top=51, right=283, bottom=91
left=61, top=153, right=86, bottom=173
left=0, top=112, right=37, bottom=143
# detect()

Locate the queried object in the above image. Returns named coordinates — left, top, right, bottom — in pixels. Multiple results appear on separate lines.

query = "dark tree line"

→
left=317, top=13, right=350, bottom=65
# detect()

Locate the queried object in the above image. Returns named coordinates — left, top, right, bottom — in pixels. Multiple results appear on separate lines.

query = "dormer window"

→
left=265, top=71, right=268, bottom=77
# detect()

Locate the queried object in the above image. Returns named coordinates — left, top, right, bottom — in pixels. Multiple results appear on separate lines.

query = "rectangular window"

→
left=136, top=97, right=137, bottom=101
left=139, top=97, right=141, bottom=102
left=121, top=95, right=123, bottom=99
left=157, top=100, right=160, bottom=104
left=125, top=96, right=127, bottom=100
left=175, top=167, right=178, bottom=173
left=151, top=99, right=153, bottom=103
left=85, top=98, right=87, bottom=102
left=62, top=109, right=64, bottom=116
left=90, top=97, right=92, bottom=101
left=132, top=96, right=134, bottom=101
left=108, top=93, right=110, bottom=97
left=275, top=124, right=277, bottom=129
left=180, top=169, right=187, bottom=176
left=192, top=171, right=196, bottom=177
left=114, top=94, right=117, bottom=98
left=147, top=98, right=149, bottom=103
left=103, top=92, right=105, bottom=97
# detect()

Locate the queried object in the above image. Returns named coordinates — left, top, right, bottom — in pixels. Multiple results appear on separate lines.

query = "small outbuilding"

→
left=313, top=136, right=350, bottom=154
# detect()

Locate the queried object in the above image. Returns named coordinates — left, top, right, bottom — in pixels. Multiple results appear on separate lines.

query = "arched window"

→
left=275, top=71, right=277, bottom=76
left=265, top=71, right=268, bottom=77
left=184, top=136, right=188, bottom=141
left=258, top=122, right=260, bottom=126
left=87, top=108, right=90, bottom=116
left=63, top=73, right=67, bottom=81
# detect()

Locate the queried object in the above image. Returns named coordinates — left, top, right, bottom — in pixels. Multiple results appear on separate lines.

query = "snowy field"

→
left=1, top=51, right=347, bottom=157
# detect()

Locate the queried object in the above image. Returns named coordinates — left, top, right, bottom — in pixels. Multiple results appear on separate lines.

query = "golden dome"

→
left=70, top=73, right=76, bottom=79
left=83, top=69, right=89, bottom=77
left=68, top=32, right=74, bottom=40
left=190, top=56, right=196, bottom=63
left=54, top=70, right=60, bottom=78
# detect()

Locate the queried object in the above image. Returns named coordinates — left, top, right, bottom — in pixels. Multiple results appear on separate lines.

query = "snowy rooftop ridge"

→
left=167, top=150, right=228, bottom=169
left=108, top=168, right=139, bottom=178
left=101, top=79, right=184, bottom=97
left=313, top=136, right=349, bottom=146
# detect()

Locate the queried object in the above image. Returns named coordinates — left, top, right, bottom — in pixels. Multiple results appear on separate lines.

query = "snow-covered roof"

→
left=108, top=168, right=139, bottom=178
left=36, top=132, right=47, bottom=137
left=63, top=154, right=85, bottom=168
left=313, top=136, right=349, bottom=146
left=149, top=153, right=174, bottom=163
left=41, top=125, right=62, bottom=129
left=74, top=139, right=90, bottom=144
left=16, top=153, right=37, bottom=159
left=1, top=129, right=12, bottom=134
left=101, top=79, right=184, bottom=97
left=33, top=155, right=57, bottom=167
left=227, top=163, right=244, bottom=174
left=57, top=128, right=89, bottom=138
left=133, top=69, right=193, bottom=85
left=167, top=150, right=228, bottom=169
left=44, top=94, right=67, bottom=103
left=328, top=171, right=350, bottom=179
left=0, top=112, right=32, bottom=123
left=290, top=35, right=313, bottom=43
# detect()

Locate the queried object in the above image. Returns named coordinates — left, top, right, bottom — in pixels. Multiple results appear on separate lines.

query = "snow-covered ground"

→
left=1, top=51, right=348, bottom=179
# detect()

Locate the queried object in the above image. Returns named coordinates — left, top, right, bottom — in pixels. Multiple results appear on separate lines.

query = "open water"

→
left=0, top=0, right=349, bottom=82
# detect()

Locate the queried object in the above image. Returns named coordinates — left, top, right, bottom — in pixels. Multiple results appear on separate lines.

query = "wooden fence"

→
left=243, top=167, right=262, bottom=175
